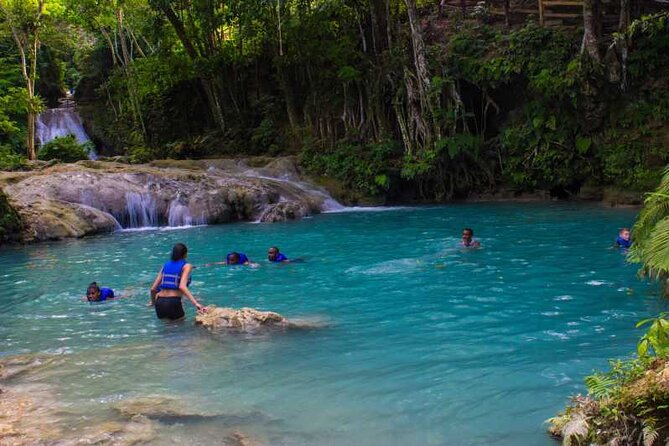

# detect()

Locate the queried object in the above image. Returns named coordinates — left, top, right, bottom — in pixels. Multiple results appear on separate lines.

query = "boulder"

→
left=196, top=306, right=292, bottom=331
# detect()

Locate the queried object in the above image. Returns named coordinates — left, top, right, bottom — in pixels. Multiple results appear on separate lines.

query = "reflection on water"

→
left=0, top=203, right=665, bottom=445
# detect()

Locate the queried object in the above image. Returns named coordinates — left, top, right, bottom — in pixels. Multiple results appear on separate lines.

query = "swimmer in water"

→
left=267, top=247, right=289, bottom=263
left=226, top=252, right=251, bottom=265
left=615, top=228, right=632, bottom=249
left=86, top=282, right=115, bottom=302
left=149, top=243, right=206, bottom=320
left=202, top=251, right=258, bottom=267
left=461, top=228, right=481, bottom=248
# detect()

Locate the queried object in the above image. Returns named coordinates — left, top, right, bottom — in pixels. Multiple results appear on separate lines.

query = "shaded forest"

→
left=1, top=0, right=668, bottom=203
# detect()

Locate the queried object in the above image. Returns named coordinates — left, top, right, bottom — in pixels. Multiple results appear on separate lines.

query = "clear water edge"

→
left=0, top=203, right=665, bottom=445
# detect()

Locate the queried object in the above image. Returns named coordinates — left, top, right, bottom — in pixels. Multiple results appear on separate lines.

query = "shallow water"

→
left=0, top=203, right=664, bottom=445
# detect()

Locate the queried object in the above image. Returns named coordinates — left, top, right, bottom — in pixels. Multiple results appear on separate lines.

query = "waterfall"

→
left=36, top=99, right=97, bottom=160
left=241, top=169, right=345, bottom=212
left=167, top=198, right=206, bottom=227
left=125, top=192, right=158, bottom=228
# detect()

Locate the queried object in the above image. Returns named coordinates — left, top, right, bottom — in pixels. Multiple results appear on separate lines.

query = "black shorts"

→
left=155, top=297, right=185, bottom=320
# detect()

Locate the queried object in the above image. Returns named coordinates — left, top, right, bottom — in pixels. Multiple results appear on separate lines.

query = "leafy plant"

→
left=38, top=135, right=88, bottom=162
left=629, top=166, right=669, bottom=284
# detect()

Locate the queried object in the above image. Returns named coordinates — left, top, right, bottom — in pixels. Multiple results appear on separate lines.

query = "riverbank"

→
left=0, top=156, right=644, bottom=245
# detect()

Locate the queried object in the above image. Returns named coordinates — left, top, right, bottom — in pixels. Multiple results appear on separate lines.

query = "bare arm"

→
left=202, top=261, right=226, bottom=267
left=179, top=264, right=206, bottom=312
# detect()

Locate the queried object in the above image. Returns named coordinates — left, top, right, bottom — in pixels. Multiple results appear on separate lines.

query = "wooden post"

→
left=504, top=0, right=510, bottom=26
left=538, top=0, right=544, bottom=25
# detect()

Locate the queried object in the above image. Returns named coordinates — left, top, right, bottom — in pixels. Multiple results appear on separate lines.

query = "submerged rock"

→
left=0, top=157, right=337, bottom=242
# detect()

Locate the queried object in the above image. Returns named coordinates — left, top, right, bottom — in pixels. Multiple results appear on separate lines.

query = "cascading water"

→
left=36, top=97, right=97, bottom=160
left=167, top=197, right=206, bottom=227
left=241, top=168, right=346, bottom=212
left=125, top=192, right=158, bottom=228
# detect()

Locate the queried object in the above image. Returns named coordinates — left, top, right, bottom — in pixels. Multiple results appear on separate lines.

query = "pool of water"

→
left=0, top=203, right=664, bottom=445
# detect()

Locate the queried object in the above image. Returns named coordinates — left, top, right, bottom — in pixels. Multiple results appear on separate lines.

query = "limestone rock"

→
left=0, top=157, right=335, bottom=242
left=196, top=306, right=292, bottom=331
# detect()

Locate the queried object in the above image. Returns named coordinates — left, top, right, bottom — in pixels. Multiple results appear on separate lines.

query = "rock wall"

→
left=0, top=157, right=336, bottom=243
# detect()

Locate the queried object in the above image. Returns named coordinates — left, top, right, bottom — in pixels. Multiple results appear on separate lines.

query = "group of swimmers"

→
left=85, top=226, right=631, bottom=319
left=84, top=245, right=291, bottom=318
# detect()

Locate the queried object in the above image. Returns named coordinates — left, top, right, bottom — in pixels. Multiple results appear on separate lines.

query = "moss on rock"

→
left=0, top=189, right=21, bottom=243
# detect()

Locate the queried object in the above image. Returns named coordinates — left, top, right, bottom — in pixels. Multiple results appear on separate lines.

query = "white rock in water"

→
left=196, top=306, right=292, bottom=331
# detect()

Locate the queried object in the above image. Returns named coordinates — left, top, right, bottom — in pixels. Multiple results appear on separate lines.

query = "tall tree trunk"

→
left=403, top=0, right=435, bottom=151
left=618, top=0, right=630, bottom=31
left=582, top=0, right=601, bottom=62
left=158, top=4, right=225, bottom=131
left=6, top=0, right=44, bottom=160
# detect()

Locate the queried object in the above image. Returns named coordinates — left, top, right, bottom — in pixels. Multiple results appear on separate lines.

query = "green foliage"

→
left=301, top=139, right=399, bottom=197
left=0, top=144, right=26, bottom=170
left=38, top=135, right=88, bottom=162
left=637, top=314, right=669, bottom=358
left=552, top=313, right=669, bottom=445
left=128, top=146, right=154, bottom=164
left=629, top=166, right=669, bottom=281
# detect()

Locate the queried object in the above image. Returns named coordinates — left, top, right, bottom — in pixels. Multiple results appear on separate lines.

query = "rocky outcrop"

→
left=195, top=306, right=322, bottom=332
left=0, top=157, right=339, bottom=242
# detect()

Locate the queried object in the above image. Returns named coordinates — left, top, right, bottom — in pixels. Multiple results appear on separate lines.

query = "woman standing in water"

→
left=150, top=243, right=206, bottom=320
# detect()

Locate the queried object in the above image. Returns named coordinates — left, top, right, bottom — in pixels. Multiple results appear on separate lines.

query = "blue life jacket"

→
left=616, top=236, right=632, bottom=249
left=270, top=253, right=288, bottom=263
left=226, top=253, right=249, bottom=265
left=99, top=288, right=114, bottom=301
left=160, top=259, right=191, bottom=289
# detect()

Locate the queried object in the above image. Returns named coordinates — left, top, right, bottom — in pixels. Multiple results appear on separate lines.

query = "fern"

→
left=585, top=374, right=618, bottom=399
left=562, top=412, right=590, bottom=446
left=643, top=419, right=659, bottom=446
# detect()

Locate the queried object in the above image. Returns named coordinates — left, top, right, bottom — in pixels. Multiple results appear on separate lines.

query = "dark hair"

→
left=171, top=243, right=188, bottom=261
left=269, top=246, right=279, bottom=252
left=463, top=228, right=474, bottom=236
left=87, top=282, right=100, bottom=294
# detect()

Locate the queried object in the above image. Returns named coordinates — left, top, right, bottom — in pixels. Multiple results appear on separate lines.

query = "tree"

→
left=0, top=0, right=63, bottom=160
left=581, top=0, right=600, bottom=62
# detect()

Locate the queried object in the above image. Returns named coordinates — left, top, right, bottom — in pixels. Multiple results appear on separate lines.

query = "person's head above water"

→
left=86, top=282, right=101, bottom=302
left=226, top=251, right=249, bottom=265
left=171, top=243, right=188, bottom=261
left=268, top=246, right=281, bottom=262
left=619, top=228, right=631, bottom=241
left=461, top=228, right=480, bottom=247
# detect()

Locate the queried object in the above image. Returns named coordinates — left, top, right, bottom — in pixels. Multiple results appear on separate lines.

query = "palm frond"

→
left=640, top=217, right=669, bottom=278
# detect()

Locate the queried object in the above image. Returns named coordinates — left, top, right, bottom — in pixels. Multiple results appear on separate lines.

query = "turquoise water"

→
left=0, top=203, right=664, bottom=445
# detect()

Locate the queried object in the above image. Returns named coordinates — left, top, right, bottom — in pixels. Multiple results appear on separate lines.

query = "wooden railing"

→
left=468, top=0, right=666, bottom=28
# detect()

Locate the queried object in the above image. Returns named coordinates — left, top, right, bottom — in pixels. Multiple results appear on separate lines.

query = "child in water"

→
left=461, top=228, right=481, bottom=248
left=86, top=282, right=115, bottom=302
left=615, top=228, right=632, bottom=249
